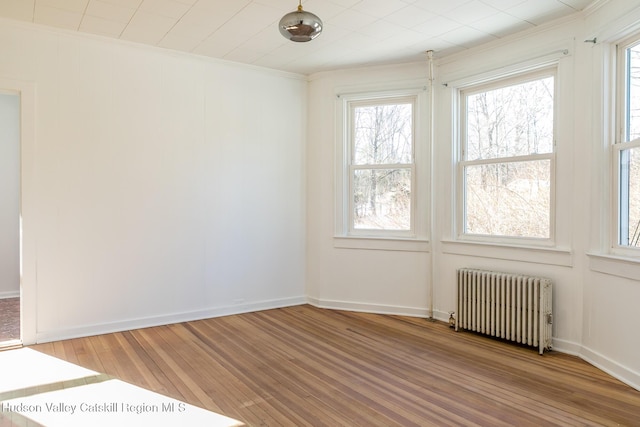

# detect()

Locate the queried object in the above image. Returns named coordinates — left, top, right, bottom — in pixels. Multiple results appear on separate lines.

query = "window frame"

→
left=612, top=34, right=640, bottom=256
left=456, top=67, right=558, bottom=246
left=348, top=96, right=416, bottom=237
left=334, top=86, right=429, bottom=248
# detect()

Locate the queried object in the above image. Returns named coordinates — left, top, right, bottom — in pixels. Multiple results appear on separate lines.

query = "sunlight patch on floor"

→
left=0, top=348, right=244, bottom=426
left=0, top=348, right=99, bottom=395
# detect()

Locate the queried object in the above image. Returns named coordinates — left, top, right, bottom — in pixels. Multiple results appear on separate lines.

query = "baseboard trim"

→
left=0, top=291, right=19, bottom=299
left=307, top=299, right=640, bottom=392
left=551, top=337, right=639, bottom=391
left=307, top=297, right=429, bottom=318
left=551, top=337, right=582, bottom=356
left=35, top=296, right=306, bottom=343
left=431, top=309, right=452, bottom=323
left=34, top=296, right=640, bottom=393
left=578, top=345, right=640, bottom=392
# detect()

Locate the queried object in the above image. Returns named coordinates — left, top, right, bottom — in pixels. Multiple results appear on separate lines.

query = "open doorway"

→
left=0, top=92, right=21, bottom=347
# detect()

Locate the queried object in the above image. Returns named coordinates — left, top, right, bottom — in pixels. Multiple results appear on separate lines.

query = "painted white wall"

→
left=307, top=2, right=640, bottom=391
left=579, top=0, right=640, bottom=391
left=0, top=20, right=307, bottom=342
left=306, top=64, right=432, bottom=316
left=433, top=19, right=584, bottom=349
left=0, top=0, right=637, bottom=394
left=0, top=92, right=20, bottom=299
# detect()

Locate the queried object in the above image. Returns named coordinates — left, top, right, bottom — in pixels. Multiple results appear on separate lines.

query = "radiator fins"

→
left=455, top=268, right=553, bottom=355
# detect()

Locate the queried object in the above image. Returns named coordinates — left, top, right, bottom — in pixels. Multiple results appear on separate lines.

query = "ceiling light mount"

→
left=279, top=1, right=323, bottom=42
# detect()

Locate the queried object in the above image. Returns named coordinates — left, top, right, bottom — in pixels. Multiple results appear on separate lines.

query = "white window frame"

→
left=334, top=86, right=429, bottom=251
left=456, top=67, right=558, bottom=247
left=612, top=33, right=640, bottom=257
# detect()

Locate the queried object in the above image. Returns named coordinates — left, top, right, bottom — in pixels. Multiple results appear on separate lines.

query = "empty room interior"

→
left=1, top=0, right=640, bottom=425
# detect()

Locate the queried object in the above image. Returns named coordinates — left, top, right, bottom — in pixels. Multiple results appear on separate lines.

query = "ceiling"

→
left=0, top=0, right=594, bottom=75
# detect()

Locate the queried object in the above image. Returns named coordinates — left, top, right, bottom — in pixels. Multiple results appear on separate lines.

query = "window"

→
left=458, top=70, right=556, bottom=243
left=351, top=99, right=413, bottom=232
left=615, top=35, right=640, bottom=250
left=335, top=87, right=428, bottom=245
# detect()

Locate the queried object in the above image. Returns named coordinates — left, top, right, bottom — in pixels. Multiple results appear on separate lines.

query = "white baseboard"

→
left=552, top=337, right=639, bottom=391
left=551, top=337, right=583, bottom=356
left=34, top=295, right=640, bottom=394
left=35, top=296, right=307, bottom=343
left=307, top=299, right=640, bottom=392
left=431, top=309, right=453, bottom=323
left=578, top=345, right=640, bottom=392
left=306, top=297, right=453, bottom=322
left=0, top=291, right=19, bottom=299
left=307, top=297, right=430, bottom=318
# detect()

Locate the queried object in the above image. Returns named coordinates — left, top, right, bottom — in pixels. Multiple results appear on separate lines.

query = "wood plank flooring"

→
left=29, top=305, right=640, bottom=426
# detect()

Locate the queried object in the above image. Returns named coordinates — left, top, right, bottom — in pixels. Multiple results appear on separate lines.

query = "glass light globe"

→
left=279, top=5, right=323, bottom=42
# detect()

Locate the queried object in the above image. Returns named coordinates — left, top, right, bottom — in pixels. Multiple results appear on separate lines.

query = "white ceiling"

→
left=0, top=0, right=594, bottom=74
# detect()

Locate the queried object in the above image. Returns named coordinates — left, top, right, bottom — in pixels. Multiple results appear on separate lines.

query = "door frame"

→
left=0, top=78, right=37, bottom=345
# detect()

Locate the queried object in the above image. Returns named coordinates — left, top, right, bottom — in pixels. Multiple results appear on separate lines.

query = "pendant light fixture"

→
left=278, top=1, right=323, bottom=42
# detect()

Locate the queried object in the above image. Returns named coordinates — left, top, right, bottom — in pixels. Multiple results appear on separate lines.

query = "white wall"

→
left=579, top=0, right=640, bottom=391
left=307, top=1, right=640, bottom=391
left=433, top=19, right=584, bottom=349
left=0, top=92, right=20, bottom=299
left=306, top=64, right=431, bottom=316
left=1, top=0, right=638, bottom=393
left=0, top=20, right=307, bottom=342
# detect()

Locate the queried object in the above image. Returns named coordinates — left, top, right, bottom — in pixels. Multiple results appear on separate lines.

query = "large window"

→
left=459, top=70, right=556, bottom=242
left=351, top=99, right=413, bottom=232
left=336, top=87, right=427, bottom=244
left=615, top=36, right=640, bottom=250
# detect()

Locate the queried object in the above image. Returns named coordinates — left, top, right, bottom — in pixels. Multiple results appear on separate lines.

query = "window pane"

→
left=466, top=77, right=554, bottom=160
left=353, top=168, right=411, bottom=230
left=353, top=103, right=412, bottom=165
left=620, top=147, right=640, bottom=246
left=465, top=160, right=550, bottom=238
left=626, top=43, right=640, bottom=142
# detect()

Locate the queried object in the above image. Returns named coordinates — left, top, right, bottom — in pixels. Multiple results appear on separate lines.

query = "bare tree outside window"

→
left=351, top=102, right=413, bottom=231
left=619, top=42, right=640, bottom=247
left=621, top=148, right=640, bottom=246
left=627, top=44, right=640, bottom=141
left=462, top=74, right=555, bottom=239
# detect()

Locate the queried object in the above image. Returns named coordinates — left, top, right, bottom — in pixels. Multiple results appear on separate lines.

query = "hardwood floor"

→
left=30, top=305, right=640, bottom=426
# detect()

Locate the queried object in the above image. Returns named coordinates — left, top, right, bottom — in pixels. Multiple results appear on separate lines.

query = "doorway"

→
left=0, top=92, right=21, bottom=347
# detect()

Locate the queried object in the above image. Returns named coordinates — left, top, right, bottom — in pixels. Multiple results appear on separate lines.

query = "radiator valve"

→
left=448, top=312, right=456, bottom=328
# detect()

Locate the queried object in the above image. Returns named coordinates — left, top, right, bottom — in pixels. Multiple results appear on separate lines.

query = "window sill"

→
left=333, top=236, right=430, bottom=252
left=587, top=253, right=640, bottom=281
left=441, top=239, right=573, bottom=267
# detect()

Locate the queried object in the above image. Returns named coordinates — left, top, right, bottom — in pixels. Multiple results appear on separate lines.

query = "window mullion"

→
left=625, top=46, right=631, bottom=143
left=460, top=153, right=554, bottom=168
left=351, top=163, right=414, bottom=170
